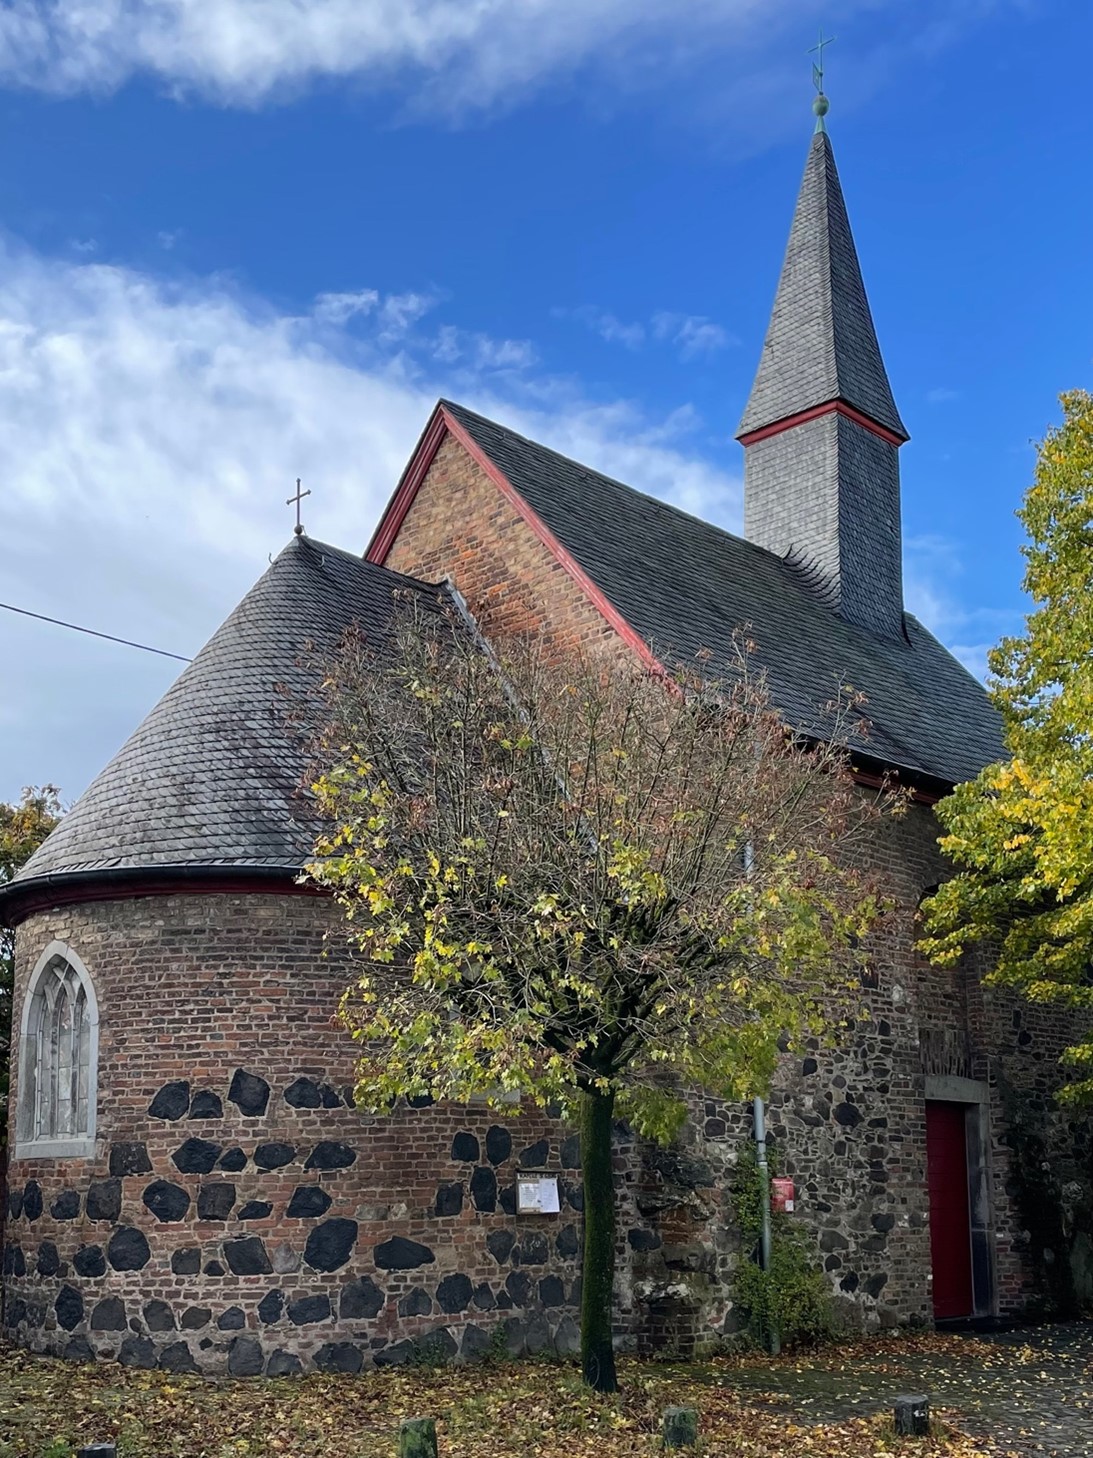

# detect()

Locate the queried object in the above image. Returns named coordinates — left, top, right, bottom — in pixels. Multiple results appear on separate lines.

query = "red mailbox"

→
left=771, top=1177, right=795, bottom=1213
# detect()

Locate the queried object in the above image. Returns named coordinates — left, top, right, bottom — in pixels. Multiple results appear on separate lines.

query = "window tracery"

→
left=17, top=942, right=98, bottom=1156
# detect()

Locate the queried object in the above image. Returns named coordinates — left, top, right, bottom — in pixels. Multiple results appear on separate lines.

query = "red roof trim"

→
left=3, top=871, right=327, bottom=926
left=737, top=399, right=907, bottom=449
left=366, top=402, right=663, bottom=675
left=365, top=405, right=449, bottom=565
left=437, top=409, right=664, bottom=675
left=851, top=767, right=939, bottom=806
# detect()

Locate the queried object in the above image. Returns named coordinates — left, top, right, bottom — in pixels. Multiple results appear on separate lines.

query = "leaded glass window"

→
left=18, top=944, right=98, bottom=1154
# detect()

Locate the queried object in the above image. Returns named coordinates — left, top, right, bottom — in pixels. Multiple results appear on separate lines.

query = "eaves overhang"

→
left=0, top=863, right=326, bottom=930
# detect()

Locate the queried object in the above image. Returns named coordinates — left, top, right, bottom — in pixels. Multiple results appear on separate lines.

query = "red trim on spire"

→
left=366, top=404, right=664, bottom=676
left=737, top=399, right=907, bottom=449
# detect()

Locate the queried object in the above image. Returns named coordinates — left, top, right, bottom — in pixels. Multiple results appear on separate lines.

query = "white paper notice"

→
left=516, top=1175, right=561, bottom=1214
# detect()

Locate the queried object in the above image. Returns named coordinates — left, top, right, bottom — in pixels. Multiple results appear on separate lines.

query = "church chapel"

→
left=3, top=115, right=1089, bottom=1376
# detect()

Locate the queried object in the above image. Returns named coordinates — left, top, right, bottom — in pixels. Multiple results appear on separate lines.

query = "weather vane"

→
left=286, top=477, right=311, bottom=536
left=808, top=26, right=835, bottom=132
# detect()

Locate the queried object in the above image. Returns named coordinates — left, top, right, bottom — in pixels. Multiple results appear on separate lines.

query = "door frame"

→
left=925, top=1076, right=996, bottom=1318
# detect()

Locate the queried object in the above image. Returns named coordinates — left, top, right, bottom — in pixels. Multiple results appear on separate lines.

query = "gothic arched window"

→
left=16, top=941, right=99, bottom=1157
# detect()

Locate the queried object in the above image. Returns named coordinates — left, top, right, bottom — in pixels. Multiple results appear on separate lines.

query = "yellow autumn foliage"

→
left=921, top=390, right=1093, bottom=1098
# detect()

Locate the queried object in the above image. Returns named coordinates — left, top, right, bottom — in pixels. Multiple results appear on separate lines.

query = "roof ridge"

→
left=443, top=398, right=1002, bottom=786
left=439, top=404, right=991, bottom=700
left=441, top=398, right=789, bottom=570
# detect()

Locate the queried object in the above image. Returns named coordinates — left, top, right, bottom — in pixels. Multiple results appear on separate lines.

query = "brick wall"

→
left=2, top=895, right=604, bottom=1374
left=384, top=433, right=627, bottom=666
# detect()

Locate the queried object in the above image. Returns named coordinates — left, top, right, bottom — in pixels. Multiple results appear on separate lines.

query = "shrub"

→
left=731, top=1142, right=837, bottom=1349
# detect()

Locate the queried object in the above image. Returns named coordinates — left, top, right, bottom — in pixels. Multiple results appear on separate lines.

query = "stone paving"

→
left=722, top=1325, right=1093, bottom=1457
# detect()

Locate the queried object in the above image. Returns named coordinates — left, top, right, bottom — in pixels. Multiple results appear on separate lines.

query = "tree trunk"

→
left=580, top=1085, right=618, bottom=1392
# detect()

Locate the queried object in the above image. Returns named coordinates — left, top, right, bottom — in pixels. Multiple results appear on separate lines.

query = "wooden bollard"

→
left=399, top=1417, right=439, bottom=1458
left=894, top=1394, right=929, bottom=1437
left=662, top=1406, right=699, bottom=1448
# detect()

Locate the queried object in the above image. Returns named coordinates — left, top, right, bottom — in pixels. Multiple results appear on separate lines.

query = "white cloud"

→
left=652, top=311, right=734, bottom=359
left=431, top=325, right=537, bottom=371
left=559, top=307, right=646, bottom=351
left=0, top=0, right=1002, bottom=118
left=471, top=336, right=537, bottom=370
left=374, top=290, right=438, bottom=340
left=312, top=288, right=379, bottom=325
left=598, top=317, right=646, bottom=351
left=926, top=386, right=960, bottom=404
left=311, top=288, right=438, bottom=338
left=0, top=239, right=738, bottom=803
left=499, top=399, right=740, bottom=533
left=562, top=305, right=734, bottom=361
left=903, top=533, right=1020, bottom=682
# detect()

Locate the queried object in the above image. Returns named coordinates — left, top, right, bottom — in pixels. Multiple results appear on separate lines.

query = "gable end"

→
left=368, top=403, right=661, bottom=673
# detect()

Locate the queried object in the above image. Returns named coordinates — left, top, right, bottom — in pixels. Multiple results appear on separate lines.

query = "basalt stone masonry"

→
left=5, top=868, right=1085, bottom=1374
left=3, top=896, right=596, bottom=1373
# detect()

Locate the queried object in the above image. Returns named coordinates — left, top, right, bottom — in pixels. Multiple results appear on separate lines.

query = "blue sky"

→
left=0, top=0, right=1090, bottom=806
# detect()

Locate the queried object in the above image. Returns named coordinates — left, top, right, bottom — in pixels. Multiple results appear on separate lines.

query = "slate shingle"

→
left=737, top=131, right=907, bottom=441
left=13, top=537, right=448, bottom=884
left=442, top=400, right=1004, bottom=788
left=12, top=381, right=1006, bottom=899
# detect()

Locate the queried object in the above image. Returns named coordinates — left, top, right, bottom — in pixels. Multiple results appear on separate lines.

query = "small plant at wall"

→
left=306, top=609, right=897, bottom=1391
left=730, top=1143, right=837, bottom=1349
left=408, top=1332, right=458, bottom=1369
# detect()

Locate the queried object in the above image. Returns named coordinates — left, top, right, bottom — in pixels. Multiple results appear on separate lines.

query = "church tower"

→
left=737, top=104, right=909, bottom=641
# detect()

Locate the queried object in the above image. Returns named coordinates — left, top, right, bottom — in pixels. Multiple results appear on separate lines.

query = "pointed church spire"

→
left=737, top=127, right=906, bottom=441
left=737, top=113, right=909, bottom=642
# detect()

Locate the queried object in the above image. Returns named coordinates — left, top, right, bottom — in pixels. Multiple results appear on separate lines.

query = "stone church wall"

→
left=619, top=796, right=1093, bottom=1343
left=6, top=431, right=1092, bottom=1370
left=377, top=425, right=1091, bottom=1338
left=3, top=847, right=1089, bottom=1376
left=626, top=797, right=946, bottom=1342
left=1, top=894, right=617, bottom=1374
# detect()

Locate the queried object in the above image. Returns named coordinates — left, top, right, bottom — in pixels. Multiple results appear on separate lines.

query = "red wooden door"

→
left=926, top=1101, right=974, bottom=1319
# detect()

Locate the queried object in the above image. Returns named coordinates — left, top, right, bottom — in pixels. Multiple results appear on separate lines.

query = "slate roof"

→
left=737, top=131, right=907, bottom=441
left=442, top=400, right=1005, bottom=787
left=13, top=537, right=449, bottom=886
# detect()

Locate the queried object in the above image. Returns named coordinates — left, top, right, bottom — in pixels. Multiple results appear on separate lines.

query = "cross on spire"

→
left=809, top=26, right=835, bottom=90
left=808, top=27, right=835, bottom=131
left=286, top=478, right=311, bottom=536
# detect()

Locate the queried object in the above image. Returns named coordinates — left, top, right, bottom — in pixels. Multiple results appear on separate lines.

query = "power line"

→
left=0, top=600, right=192, bottom=663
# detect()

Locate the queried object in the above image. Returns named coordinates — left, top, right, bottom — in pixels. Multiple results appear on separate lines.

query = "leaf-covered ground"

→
left=727, top=1325, right=1093, bottom=1457
left=0, top=1336, right=1012, bottom=1458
